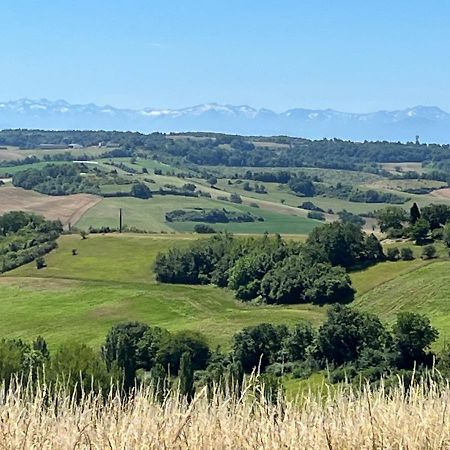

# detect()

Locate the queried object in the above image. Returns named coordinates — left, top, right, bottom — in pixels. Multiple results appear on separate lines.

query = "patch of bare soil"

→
left=430, top=188, right=450, bottom=199
left=0, top=186, right=101, bottom=226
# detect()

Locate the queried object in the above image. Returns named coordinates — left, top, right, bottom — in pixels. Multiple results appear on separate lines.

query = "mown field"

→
left=76, top=195, right=320, bottom=234
left=1, top=233, right=449, bottom=351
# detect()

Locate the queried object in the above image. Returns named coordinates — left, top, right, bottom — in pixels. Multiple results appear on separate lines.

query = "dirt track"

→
left=0, top=186, right=101, bottom=226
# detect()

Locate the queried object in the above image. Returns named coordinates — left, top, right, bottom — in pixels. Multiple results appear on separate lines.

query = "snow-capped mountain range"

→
left=1, top=99, right=450, bottom=143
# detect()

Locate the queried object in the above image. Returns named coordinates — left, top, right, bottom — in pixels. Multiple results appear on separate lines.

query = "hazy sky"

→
left=1, top=0, right=449, bottom=112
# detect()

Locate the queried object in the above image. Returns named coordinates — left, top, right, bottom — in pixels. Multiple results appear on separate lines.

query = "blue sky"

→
left=1, top=0, right=449, bottom=112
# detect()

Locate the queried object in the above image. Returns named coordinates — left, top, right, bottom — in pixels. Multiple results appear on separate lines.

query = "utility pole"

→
left=119, top=208, right=123, bottom=233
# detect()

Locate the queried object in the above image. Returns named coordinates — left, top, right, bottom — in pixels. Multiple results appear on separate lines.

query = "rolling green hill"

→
left=75, top=195, right=320, bottom=234
left=0, top=233, right=449, bottom=350
left=0, top=234, right=324, bottom=349
left=354, top=261, right=450, bottom=340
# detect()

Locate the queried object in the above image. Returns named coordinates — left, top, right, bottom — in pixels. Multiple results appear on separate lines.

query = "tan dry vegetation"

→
left=1, top=379, right=450, bottom=449
left=430, top=187, right=450, bottom=200
left=0, top=186, right=101, bottom=226
left=381, top=162, right=425, bottom=174
left=252, top=141, right=290, bottom=149
left=0, top=146, right=106, bottom=161
left=0, top=148, right=25, bottom=161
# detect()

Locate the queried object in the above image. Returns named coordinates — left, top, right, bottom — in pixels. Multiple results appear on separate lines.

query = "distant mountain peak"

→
left=1, top=98, right=450, bottom=143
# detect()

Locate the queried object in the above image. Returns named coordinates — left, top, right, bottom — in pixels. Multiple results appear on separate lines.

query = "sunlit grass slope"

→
left=0, top=234, right=325, bottom=349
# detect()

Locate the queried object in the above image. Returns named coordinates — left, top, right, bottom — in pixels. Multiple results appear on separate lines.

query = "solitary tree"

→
left=386, top=247, right=400, bottom=261
left=410, top=202, right=421, bottom=225
left=149, top=363, right=168, bottom=402
left=400, top=247, right=414, bottom=260
left=207, top=176, right=218, bottom=186
left=393, top=312, right=438, bottom=368
left=421, top=244, right=437, bottom=260
left=36, top=257, right=46, bottom=269
left=131, top=182, right=152, bottom=199
left=33, top=336, right=50, bottom=360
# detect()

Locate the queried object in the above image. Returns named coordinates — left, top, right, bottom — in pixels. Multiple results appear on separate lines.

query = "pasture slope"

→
left=0, top=234, right=323, bottom=349
left=0, top=233, right=449, bottom=351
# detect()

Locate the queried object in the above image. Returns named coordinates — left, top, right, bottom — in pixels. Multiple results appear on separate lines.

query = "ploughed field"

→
left=0, top=186, right=101, bottom=226
left=0, top=233, right=449, bottom=350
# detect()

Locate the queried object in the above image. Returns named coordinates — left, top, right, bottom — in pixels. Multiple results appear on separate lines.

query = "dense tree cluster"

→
left=233, top=307, right=440, bottom=382
left=348, top=189, right=407, bottom=204
left=130, top=182, right=152, bottom=199
left=337, top=210, right=366, bottom=227
left=155, top=224, right=384, bottom=304
left=306, top=222, right=384, bottom=268
left=0, top=212, right=62, bottom=273
left=165, top=208, right=263, bottom=224
left=12, top=163, right=99, bottom=195
left=193, top=224, right=217, bottom=234
left=300, top=201, right=324, bottom=212
left=243, top=170, right=294, bottom=184
left=288, top=178, right=316, bottom=196
left=376, top=203, right=450, bottom=244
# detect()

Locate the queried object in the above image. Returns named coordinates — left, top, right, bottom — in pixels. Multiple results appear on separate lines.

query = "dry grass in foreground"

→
left=0, top=378, right=449, bottom=449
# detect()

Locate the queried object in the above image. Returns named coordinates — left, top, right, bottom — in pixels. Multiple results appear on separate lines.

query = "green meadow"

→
left=76, top=195, right=320, bottom=234
left=1, top=233, right=450, bottom=351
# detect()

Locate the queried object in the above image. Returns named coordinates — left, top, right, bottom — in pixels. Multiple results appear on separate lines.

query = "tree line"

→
left=0, top=306, right=444, bottom=400
left=0, top=211, right=62, bottom=273
left=4, top=129, right=450, bottom=174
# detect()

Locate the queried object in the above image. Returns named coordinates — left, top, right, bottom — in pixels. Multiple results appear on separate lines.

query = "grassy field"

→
left=0, top=160, right=72, bottom=176
left=367, top=178, right=446, bottom=192
left=212, top=175, right=433, bottom=216
left=0, top=233, right=449, bottom=351
left=355, top=260, right=450, bottom=340
left=0, top=234, right=325, bottom=349
left=76, top=195, right=320, bottom=234
left=95, top=156, right=185, bottom=175
left=381, top=161, right=426, bottom=174
left=0, top=146, right=106, bottom=162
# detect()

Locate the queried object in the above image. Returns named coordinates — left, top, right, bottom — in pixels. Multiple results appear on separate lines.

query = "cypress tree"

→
left=179, top=351, right=194, bottom=401
left=149, top=363, right=167, bottom=403
left=228, top=359, right=244, bottom=397
left=410, top=202, right=421, bottom=225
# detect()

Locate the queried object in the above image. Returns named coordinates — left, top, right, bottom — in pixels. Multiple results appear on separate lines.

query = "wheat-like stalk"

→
left=0, top=377, right=448, bottom=449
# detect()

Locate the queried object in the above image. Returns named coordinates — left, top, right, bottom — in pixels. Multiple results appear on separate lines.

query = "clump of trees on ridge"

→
left=154, top=222, right=384, bottom=304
